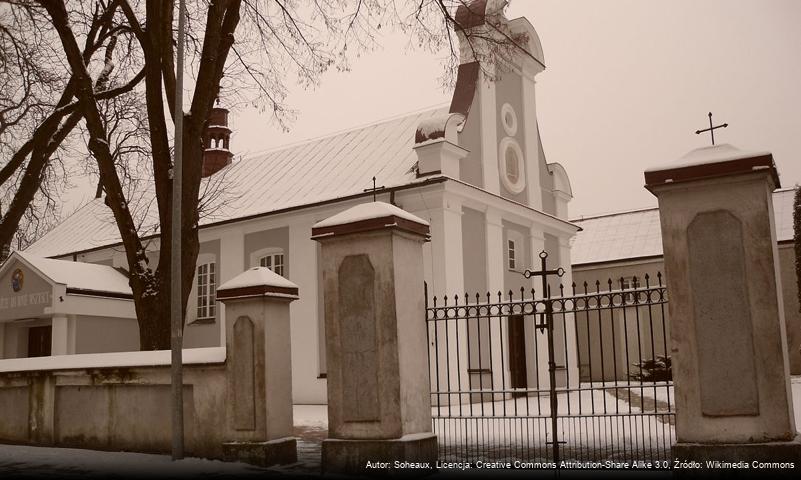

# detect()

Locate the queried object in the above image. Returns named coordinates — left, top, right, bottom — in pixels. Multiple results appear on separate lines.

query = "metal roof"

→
left=26, top=106, right=447, bottom=258
left=571, top=188, right=797, bottom=266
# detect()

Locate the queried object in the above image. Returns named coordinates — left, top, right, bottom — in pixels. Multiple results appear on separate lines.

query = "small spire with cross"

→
left=363, top=176, right=386, bottom=202
left=695, top=112, right=728, bottom=146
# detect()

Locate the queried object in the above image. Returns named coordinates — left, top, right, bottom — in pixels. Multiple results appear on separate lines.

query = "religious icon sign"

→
left=11, top=268, right=24, bottom=292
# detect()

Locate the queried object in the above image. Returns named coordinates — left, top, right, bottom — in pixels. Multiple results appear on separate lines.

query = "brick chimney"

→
left=202, top=104, right=234, bottom=177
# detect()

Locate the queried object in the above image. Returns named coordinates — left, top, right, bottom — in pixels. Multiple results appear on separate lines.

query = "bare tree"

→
left=34, top=0, right=524, bottom=350
left=0, top=1, right=144, bottom=254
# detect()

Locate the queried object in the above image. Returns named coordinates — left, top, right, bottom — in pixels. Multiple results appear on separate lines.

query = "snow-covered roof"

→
left=9, top=251, right=132, bottom=296
left=26, top=106, right=448, bottom=258
left=312, top=201, right=429, bottom=229
left=217, top=267, right=298, bottom=291
left=645, top=143, right=771, bottom=173
left=571, top=188, right=796, bottom=266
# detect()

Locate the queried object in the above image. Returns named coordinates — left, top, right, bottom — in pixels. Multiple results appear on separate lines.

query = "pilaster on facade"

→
left=427, top=194, right=465, bottom=299
left=484, top=207, right=508, bottom=397
left=521, top=76, right=542, bottom=210
left=287, top=218, right=324, bottom=404
left=479, top=73, right=500, bottom=195
left=485, top=208, right=505, bottom=295
left=219, top=229, right=245, bottom=346
left=51, top=315, right=69, bottom=356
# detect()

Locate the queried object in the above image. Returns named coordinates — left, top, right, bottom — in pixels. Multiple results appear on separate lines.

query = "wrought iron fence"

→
left=425, top=256, right=673, bottom=468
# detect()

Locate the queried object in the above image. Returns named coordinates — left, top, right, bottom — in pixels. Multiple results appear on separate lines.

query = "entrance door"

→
left=507, top=315, right=527, bottom=394
left=27, top=326, right=52, bottom=357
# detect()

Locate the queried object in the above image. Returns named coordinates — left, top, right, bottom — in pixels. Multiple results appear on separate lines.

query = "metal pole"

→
left=171, top=0, right=186, bottom=461
left=541, top=253, right=560, bottom=467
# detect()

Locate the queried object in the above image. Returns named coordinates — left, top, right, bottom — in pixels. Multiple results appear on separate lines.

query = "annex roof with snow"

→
left=24, top=0, right=575, bottom=260
left=571, top=188, right=796, bottom=266
left=0, top=251, right=134, bottom=322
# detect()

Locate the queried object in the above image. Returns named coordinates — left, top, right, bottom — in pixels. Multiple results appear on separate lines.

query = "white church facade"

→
left=3, top=3, right=579, bottom=404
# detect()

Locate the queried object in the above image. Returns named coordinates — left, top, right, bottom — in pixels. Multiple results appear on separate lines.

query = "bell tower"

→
left=202, top=101, right=233, bottom=177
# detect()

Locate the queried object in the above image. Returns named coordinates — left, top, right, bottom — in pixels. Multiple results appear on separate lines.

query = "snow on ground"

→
left=0, top=380, right=798, bottom=477
left=0, top=444, right=273, bottom=478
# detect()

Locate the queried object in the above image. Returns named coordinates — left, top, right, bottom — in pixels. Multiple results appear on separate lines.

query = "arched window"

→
left=498, top=138, right=526, bottom=194
left=250, top=247, right=285, bottom=277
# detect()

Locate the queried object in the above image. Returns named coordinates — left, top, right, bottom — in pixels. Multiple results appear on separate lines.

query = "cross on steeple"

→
left=363, top=176, right=386, bottom=202
left=695, top=112, right=728, bottom=146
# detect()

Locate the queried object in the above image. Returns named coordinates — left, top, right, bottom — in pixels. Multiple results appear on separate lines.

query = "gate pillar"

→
left=645, top=145, right=800, bottom=463
left=312, top=202, right=437, bottom=475
left=216, top=267, right=299, bottom=466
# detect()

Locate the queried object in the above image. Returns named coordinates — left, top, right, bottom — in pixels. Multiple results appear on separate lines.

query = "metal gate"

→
left=425, top=252, right=674, bottom=467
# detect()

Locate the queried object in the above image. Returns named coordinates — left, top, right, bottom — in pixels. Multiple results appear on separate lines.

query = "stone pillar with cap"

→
left=216, top=267, right=299, bottom=467
left=644, top=144, right=801, bottom=462
left=312, top=201, right=437, bottom=475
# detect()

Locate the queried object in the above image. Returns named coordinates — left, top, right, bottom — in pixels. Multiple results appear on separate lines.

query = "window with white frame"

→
left=250, top=247, right=285, bottom=277
left=621, top=276, right=641, bottom=303
left=196, top=260, right=216, bottom=320
left=506, top=230, right=525, bottom=272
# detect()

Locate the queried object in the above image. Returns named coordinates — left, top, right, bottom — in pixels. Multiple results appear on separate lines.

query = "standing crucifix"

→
left=363, top=176, right=386, bottom=202
left=695, top=112, right=728, bottom=145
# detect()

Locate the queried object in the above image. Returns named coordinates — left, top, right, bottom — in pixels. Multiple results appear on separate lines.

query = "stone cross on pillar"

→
left=216, top=267, right=299, bottom=467
left=645, top=144, right=800, bottom=463
left=312, top=202, right=437, bottom=475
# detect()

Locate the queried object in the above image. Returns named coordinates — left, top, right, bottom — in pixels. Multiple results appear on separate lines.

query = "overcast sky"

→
left=226, top=0, right=801, bottom=219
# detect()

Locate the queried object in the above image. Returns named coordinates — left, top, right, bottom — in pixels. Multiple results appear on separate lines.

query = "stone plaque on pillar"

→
left=688, top=211, right=759, bottom=417
left=233, top=317, right=256, bottom=430
left=339, top=254, right=380, bottom=423
left=313, top=202, right=437, bottom=476
left=645, top=143, right=801, bottom=463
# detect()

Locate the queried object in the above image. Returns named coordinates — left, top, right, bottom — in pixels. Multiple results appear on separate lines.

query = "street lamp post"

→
left=171, top=0, right=186, bottom=461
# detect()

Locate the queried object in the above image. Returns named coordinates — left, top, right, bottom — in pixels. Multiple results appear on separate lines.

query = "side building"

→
left=570, top=186, right=800, bottom=376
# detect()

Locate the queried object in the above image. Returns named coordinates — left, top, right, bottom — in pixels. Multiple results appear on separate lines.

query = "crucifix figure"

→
left=363, top=176, right=386, bottom=202
left=695, top=112, right=728, bottom=146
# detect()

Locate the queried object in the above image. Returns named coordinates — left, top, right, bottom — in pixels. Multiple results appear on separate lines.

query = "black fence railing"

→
left=425, top=264, right=673, bottom=468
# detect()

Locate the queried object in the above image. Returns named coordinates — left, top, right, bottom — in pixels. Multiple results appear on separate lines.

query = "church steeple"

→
left=202, top=99, right=234, bottom=177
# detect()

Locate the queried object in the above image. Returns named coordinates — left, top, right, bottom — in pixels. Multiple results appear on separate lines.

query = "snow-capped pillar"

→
left=50, top=315, right=69, bottom=356
left=645, top=145, right=800, bottom=462
left=217, top=268, right=299, bottom=467
left=312, top=202, right=436, bottom=476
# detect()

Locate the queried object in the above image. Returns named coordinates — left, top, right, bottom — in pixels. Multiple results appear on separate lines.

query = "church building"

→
left=4, top=2, right=579, bottom=404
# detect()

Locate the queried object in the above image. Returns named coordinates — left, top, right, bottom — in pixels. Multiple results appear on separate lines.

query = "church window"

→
left=196, top=261, right=216, bottom=320
left=251, top=247, right=286, bottom=277
left=506, top=148, right=520, bottom=183
left=501, top=103, right=518, bottom=136
left=622, top=277, right=641, bottom=303
left=498, top=138, right=526, bottom=194
left=507, top=230, right=525, bottom=272
left=259, top=252, right=284, bottom=277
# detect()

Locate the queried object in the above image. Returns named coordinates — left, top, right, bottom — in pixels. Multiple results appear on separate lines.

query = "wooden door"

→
left=507, top=315, right=527, bottom=393
left=27, top=325, right=52, bottom=357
